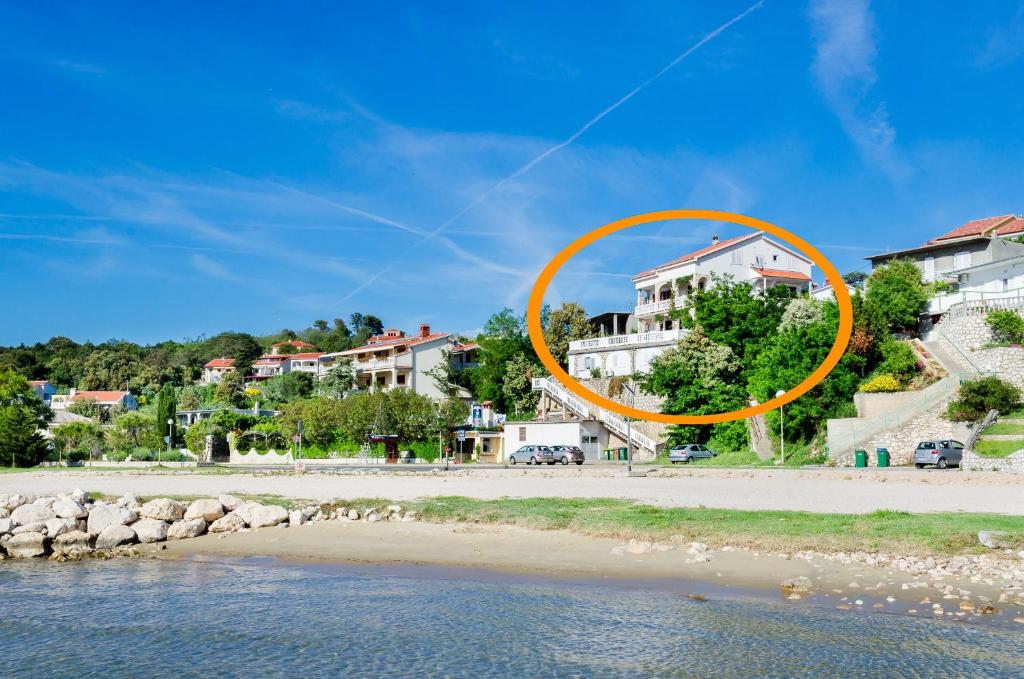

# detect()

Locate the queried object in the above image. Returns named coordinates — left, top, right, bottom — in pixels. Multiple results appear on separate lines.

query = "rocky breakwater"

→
left=0, top=491, right=418, bottom=561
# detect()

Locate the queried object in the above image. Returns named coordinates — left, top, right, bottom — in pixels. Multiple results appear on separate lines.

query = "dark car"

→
left=549, top=445, right=586, bottom=465
left=667, top=444, right=717, bottom=464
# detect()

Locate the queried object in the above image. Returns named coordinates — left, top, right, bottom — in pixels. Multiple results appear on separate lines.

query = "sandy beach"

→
left=5, top=466, right=1024, bottom=514
left=143, top=520, right=1024, bottom=625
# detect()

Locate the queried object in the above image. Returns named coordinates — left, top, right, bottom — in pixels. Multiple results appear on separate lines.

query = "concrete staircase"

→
left=531, top=376, right=659, bottom=456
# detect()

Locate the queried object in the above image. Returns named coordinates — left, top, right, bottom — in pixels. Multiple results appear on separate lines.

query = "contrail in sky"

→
left=335, top=0, right=767, bottom=305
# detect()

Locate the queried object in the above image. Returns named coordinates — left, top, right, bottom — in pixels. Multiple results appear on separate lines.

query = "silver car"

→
left=508, top=445, right=557, bottom=465
left=914, top=440, right=964, bottom=469
left=668, top=444, right=717, bottom=464
left=549, top=445, right=586, bottom=465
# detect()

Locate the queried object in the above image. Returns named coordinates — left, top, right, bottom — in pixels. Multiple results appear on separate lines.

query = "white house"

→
left=810, top=281, right=857, bottom=302
left=201, top=358, right=236, bottom=384
left=567, top=232, right=814, bottom=379
left=501, top=418, right=611, bottom=462
left=334, top=324, right=474, bottom=399
left=251, top=354, right=290, bottom=379
left=50, top=389, right=138, bottom=412
left=286, top=352, right=324, bottom=377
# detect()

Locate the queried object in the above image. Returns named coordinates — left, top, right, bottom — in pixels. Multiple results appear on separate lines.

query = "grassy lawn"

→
left=404, top=496, right=1024, bottom=556
left=973, top=439, right=1024, bottom=458
left=983, top=423, right=1024, bottom=435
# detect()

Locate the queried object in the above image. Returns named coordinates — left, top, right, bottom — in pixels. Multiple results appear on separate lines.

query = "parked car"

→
left=548, top=445, right=586, bottom=465
left=508, top=445, right=557, bottom=465
left=913, top=440, right=964, bottom=469
left=667, top=444, right=717, bottom=464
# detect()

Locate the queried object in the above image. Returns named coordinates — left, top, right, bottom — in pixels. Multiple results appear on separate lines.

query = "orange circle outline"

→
left=526, top=210, right=854, bottom=424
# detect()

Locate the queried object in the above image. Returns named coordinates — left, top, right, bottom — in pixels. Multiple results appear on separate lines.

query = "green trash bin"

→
left=854, top=449, right=867, bottom=468
left=876, top=448, right=890, bottom=468
left=618, top=447, right=628, bottom=461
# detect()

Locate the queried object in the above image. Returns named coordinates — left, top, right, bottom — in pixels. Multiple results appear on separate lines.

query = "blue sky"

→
left=2, top=1, right=1023, bottom=345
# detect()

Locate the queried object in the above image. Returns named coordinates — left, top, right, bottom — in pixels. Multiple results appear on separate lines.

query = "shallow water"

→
left=1, top=558, right=1021, bottom=678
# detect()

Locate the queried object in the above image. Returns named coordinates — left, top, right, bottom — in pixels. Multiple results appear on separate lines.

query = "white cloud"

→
left=809, top=0, right=909, bottom=183
left=975, top=4, right=1024, bottom=69
left=189, top=253, right=238, bottom=282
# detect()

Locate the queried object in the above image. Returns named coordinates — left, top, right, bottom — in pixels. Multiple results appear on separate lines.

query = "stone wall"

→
left=577, top=377, right=668, bottom=446
left=832, top=407, right=972, bottom=467
left=972, top=347, right=1024, bottom=391
left=931, top=313, right=992, bottom=350
left=962, top=450, right=1024, bottom=473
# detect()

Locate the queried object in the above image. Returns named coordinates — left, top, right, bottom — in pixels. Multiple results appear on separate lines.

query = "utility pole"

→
left=776, top=389, right=786, bottom=465
left=623, top=382, right=636, bottom=474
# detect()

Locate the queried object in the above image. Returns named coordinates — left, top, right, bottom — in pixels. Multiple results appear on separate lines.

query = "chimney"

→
left=711, top=235, right=720, bottom=245
left=419, top=323, right=430, bottom=338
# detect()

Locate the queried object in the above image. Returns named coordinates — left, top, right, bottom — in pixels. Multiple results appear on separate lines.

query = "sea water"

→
left=1, top=558, right=1021, bottom=678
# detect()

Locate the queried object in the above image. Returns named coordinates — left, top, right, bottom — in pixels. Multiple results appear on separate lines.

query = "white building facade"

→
left=567, top=233, right=814, bottom=378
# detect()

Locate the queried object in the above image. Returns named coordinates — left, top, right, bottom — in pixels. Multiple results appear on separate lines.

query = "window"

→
left=951, top=441, right=964, bottom=450
left=731, top=251, right=742, bottom=265
left=772, top=254, right=779, bottom=262
left=1002, top=278, right=1010, bottom=292
left=953, top=251, right=971, bottom=269
left=923, top=257, right=935, bottom=282
left=397, top=374, right=406, bottom=385
left=583, top=357, right=593, bottom=370
left=519, top=427, right=526, bottom=442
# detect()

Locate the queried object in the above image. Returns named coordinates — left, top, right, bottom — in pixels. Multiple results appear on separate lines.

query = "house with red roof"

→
left=566, top=233, right=813, bottom=379
left=201, top=357, right=236, bottom=384
left=867, top=214, right=1024, bottom=282
left=327, top=324, right=474, bottom=398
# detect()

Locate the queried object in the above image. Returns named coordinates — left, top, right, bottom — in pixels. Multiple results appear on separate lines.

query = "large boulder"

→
left=218, top=495, right=243, bottom=512
left=5, top=531, right=47, bottom=558
left=231, top=502, right=262, bottom=526
left=44, top=517, right=79, bottom=538
left=131, top=519, right=169, bottom=544
left=288, top=510, right=305, bottom=527
left=139, top=498, right=186, bottom=522
left=11, top=504, right=56, bottom=527
left=52, top=499, right=89, bottom=520
left=95, top=524, right=137, bottom=550
left=52, top=530, right=94, bottom=559
left=13, top=522, right=46, bottom=535
left=87, top=504, right=137, bottom=534
left=184, top=499, right=224, bottom=523
left=208, top=513, right=246, bottom=533
left=69, top=489, right=88, bottom=504
left=33, top=496, right=57, bottom=508
left=0, top=518, right=12, bottom=534
left=167, top=518, right=207, bottom=540
left=4, top=494, right=27, bottom=511
left=247, top=504, right=289, bottom=528
left=0, top=507, right=8, bottom=518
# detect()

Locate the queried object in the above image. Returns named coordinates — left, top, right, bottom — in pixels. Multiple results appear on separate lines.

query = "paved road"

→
left=3, top=467, right=1023, bottom=515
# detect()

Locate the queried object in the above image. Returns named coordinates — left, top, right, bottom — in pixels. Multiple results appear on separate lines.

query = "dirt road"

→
left=3, top=466, right=1023, bottom=514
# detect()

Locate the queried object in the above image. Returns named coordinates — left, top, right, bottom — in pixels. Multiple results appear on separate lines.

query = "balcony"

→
left=634, top=299, right=672, bottom=317
left=568, top=328, right=686, bottom=352
left=352, top=353, right=413, bottom=372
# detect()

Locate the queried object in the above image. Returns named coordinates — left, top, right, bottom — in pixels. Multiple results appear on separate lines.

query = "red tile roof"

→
left=254, top=355, right=289, bottom=364
left=289, top=352, right=324, bottom=360
left=204, top=358, right=235, bottom=368
left=342, top=332, right=450, bottom=355
left=73, top=390, right=130, bottom=402
left=272, top=340, right=316, bottom=349
left=752, top=267, right=811, bottom=281
left=996, top=217, right=1024, bottom=237
left=633, top=233, right=758, bottom=280
left=930, top=214, right=1015, bottom=242
left=29, top=380, right=50, bottom=386
left=451, top=342, right=478, bottom=352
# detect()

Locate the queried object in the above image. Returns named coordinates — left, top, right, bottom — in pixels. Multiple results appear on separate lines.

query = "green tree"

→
left=865, top=259, right=927, bottom=332
left=261, top=371, right=314, bottom=405
left=639, top=327, right=748, bottom=446
left=110, top=411, right=159, bottom=451
left=52, top=421, right=103, bottom=462
left=946, top=376, right=1022, bottom=422
left=503, top=354, right=540, bottom=419
left=67, top=397, right=101, bottom=420
left=155, top=384, right=177, bottom=441
left=543, top=302, right=591, bottom=368
left=675, top=275, right=793, bottom=366
left=317, top=362, right=354, bottom=399
left=278, top=398, right=344, bottom=448
left=986, top=309, right=1024, bottom=345
left=0, top=369, right=53, bottom=467
left=748, top=303, right=863, bottom=442
left=213, top=369, right=246, bottom=407
left=472, top=308, right=539, bottom=413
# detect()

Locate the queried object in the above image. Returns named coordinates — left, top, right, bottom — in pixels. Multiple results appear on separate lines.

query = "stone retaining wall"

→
left=972, top=347, right=1024, bottom=391
left=932, top=313, right=992, bottom=350
left=832, top=407, right=972, bottom=467
left=963, top=450, right=1024, bottom=474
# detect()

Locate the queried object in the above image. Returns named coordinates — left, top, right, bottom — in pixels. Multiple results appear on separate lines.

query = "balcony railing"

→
left=568, top=328, right=686, bottom=352
left=352, top=354, right=413, bottom=371
left=634, top=299, right=672, bottom=317
left=926, top=287, right=1024, bottom=316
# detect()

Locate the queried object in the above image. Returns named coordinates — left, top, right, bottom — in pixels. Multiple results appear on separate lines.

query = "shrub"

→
left=946, top=376, right=1022, bottom=422
left=877, top=340, right=918, bottom=382
left=858, top=375, right=902, bottom=393
left=986, top=309, right=1024, bottom=345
